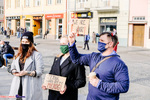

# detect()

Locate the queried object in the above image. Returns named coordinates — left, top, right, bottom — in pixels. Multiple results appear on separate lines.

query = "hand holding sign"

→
left=43, top=74, right=66, bottom=92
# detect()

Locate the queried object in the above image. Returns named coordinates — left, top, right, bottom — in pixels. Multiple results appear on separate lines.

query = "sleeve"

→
left=66, top=64, right=86, bottom=90
left=1, top=45, right=9, bottom=54
left=10, top=58, right=17, bottom=74
left=97, top=63, right=129, bottom=94
left=69, top=42, right=91, bottom=66
left=49, top=57, right=57, bottom=74
left=34, top=53, right=44, bottom=77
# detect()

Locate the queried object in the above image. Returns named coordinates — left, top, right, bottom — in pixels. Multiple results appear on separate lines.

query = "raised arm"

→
left=68, top=32, right=91, bottom=66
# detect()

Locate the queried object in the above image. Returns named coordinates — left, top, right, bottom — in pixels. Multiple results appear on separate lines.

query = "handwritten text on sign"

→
left=72, top=19, right=89, bottom=35
left=44, top=74, right=66, bottom=91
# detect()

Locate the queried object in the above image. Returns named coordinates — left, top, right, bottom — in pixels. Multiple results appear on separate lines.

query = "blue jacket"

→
left=69, top=42, right=129, bottom=100
left=85, top=35, right=90, bottom=41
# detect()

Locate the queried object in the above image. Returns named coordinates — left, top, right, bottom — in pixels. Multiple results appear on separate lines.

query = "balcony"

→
left=91, top=0, right=119, bottom=12
left=76, top=2, right=91, bottom=12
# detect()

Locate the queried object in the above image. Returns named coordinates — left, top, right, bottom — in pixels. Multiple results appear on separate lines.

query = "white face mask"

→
left=0, top=44, right=3, bottom=47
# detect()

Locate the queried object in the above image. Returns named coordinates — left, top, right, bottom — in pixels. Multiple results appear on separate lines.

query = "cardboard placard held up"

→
left=71, top=19, right=89, bottom=35
left=43, top=74, right=66, bottom=91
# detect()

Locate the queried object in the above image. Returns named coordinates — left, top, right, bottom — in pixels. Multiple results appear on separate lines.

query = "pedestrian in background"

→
left=68, top=32, right=129, bottom=100
left=43, top=29, right=49, bottom=39
left=20, top=28, right=24, bottom=37
left=83, top=34, right=90, bottom=50
left=92, top=32, right=96, bottom=43
left=17, top=27, right=20, bottom=38
left=9, top=32, right=44, bottom=100
left=42, top=36, right=86, bottom=100
left=7, top=27, right=11, bottom=38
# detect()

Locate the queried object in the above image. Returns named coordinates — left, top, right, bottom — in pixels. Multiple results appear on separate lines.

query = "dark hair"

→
left=99, top=32, right=118, bottom=47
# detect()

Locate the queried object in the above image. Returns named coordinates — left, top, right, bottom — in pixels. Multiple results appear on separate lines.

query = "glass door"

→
left=56, top=19, right=63, bottom=39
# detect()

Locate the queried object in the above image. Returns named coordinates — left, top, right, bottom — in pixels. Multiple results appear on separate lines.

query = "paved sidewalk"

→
left=0, top=35, right=150, bottom=100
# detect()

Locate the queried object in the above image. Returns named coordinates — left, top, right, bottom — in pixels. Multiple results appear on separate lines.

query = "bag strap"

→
left=91, top=56, right=113, bottom=72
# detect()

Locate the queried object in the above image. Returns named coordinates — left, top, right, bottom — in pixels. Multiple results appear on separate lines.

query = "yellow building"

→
left=5, top=0, right=67, bottom=39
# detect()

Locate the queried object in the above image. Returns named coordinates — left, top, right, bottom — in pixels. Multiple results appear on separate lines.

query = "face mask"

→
left=60, top=45, right=69, bottom=54
left=0, top=44, right=3, bottom=47
left=97, top=41, right=108, bottom=53
left=21, top=44, right=29, bottom=51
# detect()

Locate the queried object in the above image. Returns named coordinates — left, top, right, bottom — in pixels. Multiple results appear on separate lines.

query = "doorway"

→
left=133, top=24, right=144, bottom=47
left=56, top=19, right=63, bottom=39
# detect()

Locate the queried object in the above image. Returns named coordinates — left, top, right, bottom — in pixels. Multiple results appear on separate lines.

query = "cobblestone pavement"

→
left=0, top=35, right=150, bottom=100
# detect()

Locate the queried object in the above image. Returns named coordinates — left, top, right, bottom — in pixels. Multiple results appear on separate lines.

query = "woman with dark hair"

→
left=9, top=32, right=44, bottom=100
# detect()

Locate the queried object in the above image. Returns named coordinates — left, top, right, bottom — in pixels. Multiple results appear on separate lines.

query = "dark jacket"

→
left=48, top=55, right=86, bottom=100
left=69, top=42, right=129, bottom=100
left=1, top=43, right=14, bottom=55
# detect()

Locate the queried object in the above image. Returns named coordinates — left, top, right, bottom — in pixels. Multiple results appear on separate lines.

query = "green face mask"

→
left=60, top=45, right=69, bottom=54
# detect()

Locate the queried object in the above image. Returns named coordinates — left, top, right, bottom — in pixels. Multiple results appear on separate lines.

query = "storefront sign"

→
left=45, top=14, right=63, bottom=19
left=6, top=16, right=20, bottom=20
left=71, top=19, right=89, bottom=35
left=0, top=20, right=4, bottom=22
left=43, top=74, right=66, bottom=91
left=71, top=12, right=93, bottom=19
left=33, top=16, right=42, bottom=20
left=100, top=17, right=117, bottom=24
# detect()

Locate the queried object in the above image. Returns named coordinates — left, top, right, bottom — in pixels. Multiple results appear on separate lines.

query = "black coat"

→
left=48, top=55, right=86, bottom=100
left=1, top=43, right=14, bottom=55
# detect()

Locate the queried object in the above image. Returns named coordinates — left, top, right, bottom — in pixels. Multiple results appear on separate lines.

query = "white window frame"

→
left=57, top=0, right=62, bottom=4
left=79, top=0, right=87, bottom=3
left=7, top=0, right=11, bottom=9
left=35, top=0, right=41, bottom=6
left=47, top=0, right=52, bottom=5
left=25, top=0, right=30, bottom=7
left=16, top=0, right=20, bottom=8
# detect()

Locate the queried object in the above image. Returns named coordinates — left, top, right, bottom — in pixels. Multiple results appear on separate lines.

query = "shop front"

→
left=100, top=17, right=117, bottom=33
left=6, top=16, right=20, bottom=35
left=33, top=16, right=43, bottom=36
left=45, top=13, right=64, bottom=39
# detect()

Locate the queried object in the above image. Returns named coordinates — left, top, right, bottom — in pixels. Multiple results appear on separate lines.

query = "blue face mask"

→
left=97, top=41, right=107, bottom=53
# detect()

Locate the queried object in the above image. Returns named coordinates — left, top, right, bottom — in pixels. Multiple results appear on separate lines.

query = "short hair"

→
left=99, top=32, right=118, bottom=47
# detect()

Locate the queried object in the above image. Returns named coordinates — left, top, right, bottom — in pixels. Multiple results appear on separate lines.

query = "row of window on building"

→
left=6, top=0, right=62, bottom=8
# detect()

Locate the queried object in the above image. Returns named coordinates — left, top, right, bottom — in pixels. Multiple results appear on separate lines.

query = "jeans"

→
left=3, top=54, right=14, bottom=66
left=17, top=32, right=20, bottom=38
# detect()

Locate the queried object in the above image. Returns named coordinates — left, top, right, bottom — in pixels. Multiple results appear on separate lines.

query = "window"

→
left=79, top=0, right=87, bottom=2
left=133, top=16, right=145, bottom=21
left=57, top=0, right=62, bottom=4
left=47, top=0, right=52, bottom=5
left=7, top=0, right=11, bottom=9
left=16, top=0, right=20, bottom=8
left=35, top=0, right=41, bottom=6
left=0, top=6, right=4, bottom=14
left=25, top=0, right=30, bottom=7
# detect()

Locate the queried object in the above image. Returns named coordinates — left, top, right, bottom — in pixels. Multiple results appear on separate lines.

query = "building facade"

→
left=5, top=0, right=67, bottom=39
left=128, top=0, right=150, bottom=48
left=68, top=0, right=129, bottom=47
left=0, top=0, right=4, bottom=31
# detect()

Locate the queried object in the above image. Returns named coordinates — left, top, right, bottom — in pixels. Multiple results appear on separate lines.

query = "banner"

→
left=71, top=19, right=89, bottom=35
left=43, top=74, right=66, bottom=91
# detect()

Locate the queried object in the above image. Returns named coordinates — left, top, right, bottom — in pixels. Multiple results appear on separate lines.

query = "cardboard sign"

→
left=71, top=19, right=89, bottom=35
left=43, top=74, right=66, bottom=91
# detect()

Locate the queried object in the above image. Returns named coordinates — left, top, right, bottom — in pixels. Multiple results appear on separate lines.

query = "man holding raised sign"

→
left=42, top=36, right=86, bottom=100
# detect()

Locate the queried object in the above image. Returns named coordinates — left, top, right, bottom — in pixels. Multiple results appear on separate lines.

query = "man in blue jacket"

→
left=68, top=32, right=129, bottom=100
left=83, top=34, right=90, bottom=50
